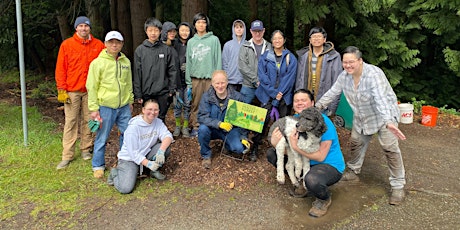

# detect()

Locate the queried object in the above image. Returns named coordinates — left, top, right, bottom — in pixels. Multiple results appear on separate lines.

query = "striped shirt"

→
left=317, top=62, right=400, bottom=135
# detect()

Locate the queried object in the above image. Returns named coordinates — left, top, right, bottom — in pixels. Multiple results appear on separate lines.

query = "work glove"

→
left=155, top=149, right=166, bottom=165
left=88, top=119, right=101, bottom=132
left=219, top=122, right=233, bottom=132
left=186, top=86, right=192, bottom=102
left=57, top=89, right=71, bottom=103
left=270, top=107, right=280, bottom=121
left=174, top=92, right=184, bottom=109
left=146, top=160, right=160, bottom=171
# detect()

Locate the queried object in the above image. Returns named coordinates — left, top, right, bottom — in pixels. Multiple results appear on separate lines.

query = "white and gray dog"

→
left=268, top=107, right=327, bottom=188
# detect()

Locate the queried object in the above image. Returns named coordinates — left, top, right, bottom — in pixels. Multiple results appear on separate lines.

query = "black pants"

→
left=266, top=147, right=342, bottom=200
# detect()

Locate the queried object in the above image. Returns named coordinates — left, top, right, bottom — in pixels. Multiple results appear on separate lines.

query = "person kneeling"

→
left=108, top=99, right=173, bottom=194
left=198, top=70, right=250, bottom=169
left=267, top=89, right=345, bottom=217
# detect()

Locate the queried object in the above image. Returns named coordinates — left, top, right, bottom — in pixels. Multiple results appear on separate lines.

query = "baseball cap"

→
left=74, top=16, right=91, bottom=29
left=105, top=31, right=124, bottom=42
left=250, top=20, right=264, bottom=30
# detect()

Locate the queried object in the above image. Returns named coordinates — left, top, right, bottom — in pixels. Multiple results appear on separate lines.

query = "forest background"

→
left=1, top=0, right=459, bottom=110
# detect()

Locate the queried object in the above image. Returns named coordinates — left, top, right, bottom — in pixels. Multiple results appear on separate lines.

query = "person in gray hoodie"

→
left=107, top=99, right=173, bottom=194
left=295, top=27, right=342, bottom=115
left=222, top=19, right=246, bottom=91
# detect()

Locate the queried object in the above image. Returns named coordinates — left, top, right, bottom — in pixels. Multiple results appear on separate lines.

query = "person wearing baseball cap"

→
left=238, top=19, right=272, bottom=161
left=86, top=30, right=134, bottom=179
left=55, top=16, right=105, bottom=170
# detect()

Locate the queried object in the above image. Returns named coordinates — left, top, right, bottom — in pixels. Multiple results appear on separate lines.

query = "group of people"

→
left=54, top=14, right=408, bottom=217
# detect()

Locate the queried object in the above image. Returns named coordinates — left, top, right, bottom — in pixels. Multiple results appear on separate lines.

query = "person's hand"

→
left=270, top=127, right=283, bottom=147
left=155, top=149, right=165, bottom=165
left=270, top=107, right=280, bottom=121
left=88, top=119, right=101, bottom=132
left=174, top=92, right=184, bottom=109
left=241, top=139, right=250, bottom=149
left=146, top=160, right=160, bottom=171
left=275, top=92, right=283, bottom=101
left=387, top=123, right=406, bottom=140
left=219, top=122, right=233, bottom=132
left=288, top=130, right=299, bottom=149
left=57, top=89, right=71, bottom=103
left=186, top=86, right=192, bottom=102
left=137, top=98, right=143, bottom=104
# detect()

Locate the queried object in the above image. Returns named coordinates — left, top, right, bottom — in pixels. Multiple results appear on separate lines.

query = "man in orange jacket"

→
left=55, top=16, right=105, bottom=170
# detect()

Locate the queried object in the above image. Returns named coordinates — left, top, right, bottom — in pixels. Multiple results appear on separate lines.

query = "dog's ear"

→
left=312, top=109, right=327, bottom=137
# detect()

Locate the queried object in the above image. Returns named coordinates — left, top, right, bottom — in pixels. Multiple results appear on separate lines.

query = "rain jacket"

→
left=222, top=20, right=246, bottom=85
left=238, top=38, right=272, bottom=88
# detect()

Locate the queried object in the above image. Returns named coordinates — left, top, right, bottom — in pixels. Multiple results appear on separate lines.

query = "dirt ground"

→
left=1, top=80, right=459, bottom=229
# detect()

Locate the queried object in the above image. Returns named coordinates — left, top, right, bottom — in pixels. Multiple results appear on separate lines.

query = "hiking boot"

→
left=389, top=189, right=405, bottom=205
left=202, top=158, right=211, bottom=169
left=181, top=127, right=190, bottom=138
left=309, top=197, right=332, bottom=217
left=190, top=128, right=199, bottom=137
left=151, top=170, right=166, bottom=180
left=341, top=169, right=359, bottom=181
left=289, top=185, right=308, bottom=198
left=173, top=126, right=181, bottom=137
left=93, top=169, right=104, bottom=178
left=56, top=160, right=71, bottom=170
left=249, top=148, right=258, bottom=162
left=81, top=152, right=92, bottom=161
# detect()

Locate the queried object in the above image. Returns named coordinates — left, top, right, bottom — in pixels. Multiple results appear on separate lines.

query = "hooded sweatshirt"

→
left=222, top=20, right=246, bottom=85
left=174, top=22, right=193, bottom=88
left=117, top=115, right=173, bottom=165
left=185, top=32, right=222, bottom=86
left=86, top=49, right=134, bottom=111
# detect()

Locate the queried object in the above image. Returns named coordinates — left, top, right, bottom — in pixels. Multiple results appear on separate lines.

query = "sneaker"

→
left=81, top=152, right=92, bottom=161
left=93, top=169, right=104, bottom=178
left=181, top=127, right=190, bottom=138
left=151, top=171, right=166, bottom=180
left=249, top=148, right=258, bottom=162
left=202, top=158, right=211, bottom=169
left=56, top=160, right=71, bottom=170
left=341, top=169, right=359, bottom=181
left=190, top=128, right=199, bottom=137
left=289, top=185, right=308, bottom=198
left=389, top=189, right=405, bottom=205
left=173, top=126, right=181, bottom=137
left=309, top=197, right=332, bottom=217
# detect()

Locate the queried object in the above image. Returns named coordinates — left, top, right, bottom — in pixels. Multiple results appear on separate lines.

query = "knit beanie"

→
left=74, top=16, right=91, bottom=29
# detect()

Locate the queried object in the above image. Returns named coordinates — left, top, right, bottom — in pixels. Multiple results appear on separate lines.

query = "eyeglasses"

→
left=251, top=30, right=263, bottom=34
left=310, top=35, right=324, bottom=40
left=342, top=59, right=359, bottom=65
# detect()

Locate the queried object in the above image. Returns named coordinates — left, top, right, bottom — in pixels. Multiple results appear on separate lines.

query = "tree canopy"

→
left=2, top=0, right=459, bottom=108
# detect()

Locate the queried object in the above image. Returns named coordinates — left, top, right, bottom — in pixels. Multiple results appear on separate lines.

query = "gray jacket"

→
left=295, top=42, right=342, bottom=113
left=238, top=39, right=272, bottom=88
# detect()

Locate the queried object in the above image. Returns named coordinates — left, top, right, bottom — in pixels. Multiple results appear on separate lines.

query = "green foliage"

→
left=439, top=105, right=460, bottom=116
left=30, top=81, right=56, bottom=99
left=443, top=47, right=460, bottom=76
left=411, top=97, right=426, bottom=114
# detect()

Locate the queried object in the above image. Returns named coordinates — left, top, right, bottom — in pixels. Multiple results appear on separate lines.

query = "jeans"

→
left=173, top=87, right=191, bottom=121
left=92, top=105, right=131, bottom=170
left=347, top=125, right=406, bottom=189
left=240, top=86, right=256, bottom=104
left=198, top=125, right=245, bottom=159
left=111, top=142, right=170, bottom=194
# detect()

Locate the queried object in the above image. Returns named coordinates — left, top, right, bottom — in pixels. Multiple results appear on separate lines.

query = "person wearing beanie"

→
left=172, top=22, right=193, bottom=138
left=55, top=15, right=105, bottom=170
left=133, top=17, right=178, bottom=123
left=186, top=13, right=222, bottom=137
left=86, top=31, right=134, bottom=179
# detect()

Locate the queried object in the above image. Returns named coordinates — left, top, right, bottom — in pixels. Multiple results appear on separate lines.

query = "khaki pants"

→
left=61, top=91, right=93, bottom=160
left=189, top=78, right=211, bottom=129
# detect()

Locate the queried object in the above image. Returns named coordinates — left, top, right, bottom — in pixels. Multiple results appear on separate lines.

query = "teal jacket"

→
left=86, top=49, right=134, bottom=111
left=185, top=32, right=222, bottom=86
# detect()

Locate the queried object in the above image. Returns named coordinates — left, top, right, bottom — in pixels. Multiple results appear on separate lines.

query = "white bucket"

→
left=398, top=103, right=414, bottom=124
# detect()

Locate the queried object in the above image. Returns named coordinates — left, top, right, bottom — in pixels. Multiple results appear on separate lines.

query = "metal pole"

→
left=16, top=0, right=28, bottom=146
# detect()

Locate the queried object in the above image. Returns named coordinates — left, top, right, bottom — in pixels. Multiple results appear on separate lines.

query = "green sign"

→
left=224, top=99, right=267, bottom=133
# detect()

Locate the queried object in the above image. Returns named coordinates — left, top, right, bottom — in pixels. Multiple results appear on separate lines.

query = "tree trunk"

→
left=181, top=0, right=208, bottom=24
left=109, top=0, right=118, bottom=30
left=117, top=0, right=133, bottom=60
left=85, top=0, right=104, bottom=39
left=56, top=13, right=72, bottom=40
left=29, top=45, right=46, bottom=74
left=285, top=0, right=294, bottom=50
left=249, top=0, right=258, bottom=22
left=155, top=1, right=164, bottom=21
left=130, top=0, right=152, bottom=51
